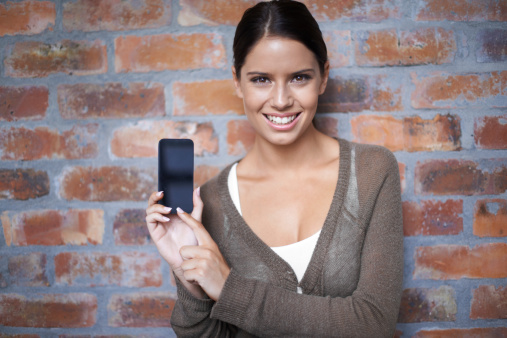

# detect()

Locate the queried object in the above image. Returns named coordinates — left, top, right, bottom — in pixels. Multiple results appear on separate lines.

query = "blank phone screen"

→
left=158, top=139, right=194, bottom=213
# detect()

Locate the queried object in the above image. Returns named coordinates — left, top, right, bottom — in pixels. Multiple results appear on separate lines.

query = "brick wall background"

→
left=0, top=0, right=506, bottom=337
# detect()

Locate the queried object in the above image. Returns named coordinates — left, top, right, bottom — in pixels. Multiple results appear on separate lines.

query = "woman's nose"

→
left=271, top=83, right=293, bottom=110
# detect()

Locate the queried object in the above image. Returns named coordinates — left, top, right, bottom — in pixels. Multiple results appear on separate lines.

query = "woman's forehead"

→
left=241, top=37, right=319, bottom=74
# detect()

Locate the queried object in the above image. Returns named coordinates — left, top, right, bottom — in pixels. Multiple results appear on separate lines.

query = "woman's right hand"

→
left=145, top=189, right=206, bottom=298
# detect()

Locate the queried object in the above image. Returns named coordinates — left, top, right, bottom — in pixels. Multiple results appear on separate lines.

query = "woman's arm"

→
left=214, top=152, right=403, bottom=337
left=171, top=152, right=403, bottom=337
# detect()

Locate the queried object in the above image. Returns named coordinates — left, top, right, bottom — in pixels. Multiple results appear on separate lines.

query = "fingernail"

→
left=157, top=191, right=163, bottom=197
left=196, top=186, right=201, bottom=197
left=164, top=207, right=171, bottom=213
left=163, top=216, right=170, bottom=222
left=176, top=207, right=184, bottom=214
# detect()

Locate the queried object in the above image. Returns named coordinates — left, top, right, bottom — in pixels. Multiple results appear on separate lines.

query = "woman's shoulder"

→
left=345, top=139, right=399, bottom=173
left=338, top=139, right=400, bottom=192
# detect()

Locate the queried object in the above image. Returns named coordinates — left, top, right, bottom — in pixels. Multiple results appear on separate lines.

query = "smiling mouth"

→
left=264, top=113, right=301, bottom=125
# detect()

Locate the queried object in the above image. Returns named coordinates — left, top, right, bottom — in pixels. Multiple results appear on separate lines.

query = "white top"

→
left=228, top=163, right=321, bottom=292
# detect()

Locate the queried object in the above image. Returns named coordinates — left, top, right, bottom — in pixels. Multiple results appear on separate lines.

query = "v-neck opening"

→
left=218, top=138, right=351, bottom=291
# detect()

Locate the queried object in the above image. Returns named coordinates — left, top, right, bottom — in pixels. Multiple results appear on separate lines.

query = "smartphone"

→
left=158, top=138, right=194, bottom=214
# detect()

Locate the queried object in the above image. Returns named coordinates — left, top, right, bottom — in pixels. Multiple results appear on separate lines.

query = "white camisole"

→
left=228, top=163, right=320, bottom=292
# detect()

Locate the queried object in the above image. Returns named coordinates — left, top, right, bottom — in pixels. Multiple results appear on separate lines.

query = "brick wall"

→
left=0, top=0, right=505, bottom=337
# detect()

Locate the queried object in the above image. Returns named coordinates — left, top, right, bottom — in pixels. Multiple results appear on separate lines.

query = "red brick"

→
left=173, top=79, right=243, bottom=116
left=0, top=169, right=49, bottom=200
left=1, top=209, right=104, bottom=246
left=0, top=86, right=48, bottom=121
left=58, top=83, right=165, bottom=119
left=195, top=165, right=221, bottom=188
left=473, top=199, right=507, bottom=237
left=108, top=292, right=176, bottom=327
left=474, top=115, right=507, bottom=149
left=470, top=285, right=507, bottom=319
left=5, top=40, right=107, bottom=78
left=59, top=166, right=156, bottom=201
left=477, top=29, right=507, bottom=63
left=114, top=209, right=152, bottom=246
left=415, top=159, right=507, bottom=196
left=0, top=1, right=55, bottom=36
left=356, top=28, right=456, bottom=66
left=351, top=114, right=461, bottom=152
left=413, top=243, right=507, bottom=280
left=178, top=0, right=258, bottom=26
left=0, top=124, right=98, bottom=161
left=398, top=286, right=456, bottom=323
left=415, top=0, right=506, bottom=21
left=314, top=116, right=339, bottom=138
left=227, top=120, right=256, bottom=156
left=403, top=199, right=463, bottom=236
left=323, top=30, right=353, bottom=68
left=303, top=0, right=401, bottom=22
left=0, top=293, right=96, bottom=327
left=63, top=0, right=171, bottom=32
left=55, top=252, right=161, bottom=287
left=414, top=327, right=507, bottom=338
left=411, top=71, right=506, bottom=109
left=399, top=162, right=406, bottom=193
left=115, top=34, right=226, bottom=73
left=8, top=253, right=48, bottom=287
left=111, top=120, right=218, bottom=158
left=319, top=74, right=402, bottom=113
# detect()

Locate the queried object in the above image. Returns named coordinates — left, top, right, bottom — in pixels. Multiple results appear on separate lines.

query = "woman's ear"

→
left=319, top=61, right=330, bottom=95
left=232, top=66, right=244, bottom=99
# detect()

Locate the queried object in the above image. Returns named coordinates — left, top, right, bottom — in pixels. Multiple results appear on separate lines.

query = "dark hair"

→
left=233, top=0, right=328, bottom=79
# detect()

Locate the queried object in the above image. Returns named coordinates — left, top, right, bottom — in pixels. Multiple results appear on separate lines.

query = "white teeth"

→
left=267, top=114, right=297, bottom=125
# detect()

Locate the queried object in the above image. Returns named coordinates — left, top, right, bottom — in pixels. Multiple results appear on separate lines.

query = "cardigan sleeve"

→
left=209, top=150, right=404, bottom=337
left=171, top=149, right=403, bottom=337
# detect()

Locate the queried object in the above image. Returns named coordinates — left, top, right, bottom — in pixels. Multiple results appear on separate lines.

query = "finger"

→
left=179, top=245, right=210, bottom=261
left=148, top=191, right=164, bottom=207
left=146, top=204, right=171, bottom=216
left=190, top=187, right=204, bottom=222
left=177, top=207, right=211, bottom=245
left=145, top=213, right=169, bottom=232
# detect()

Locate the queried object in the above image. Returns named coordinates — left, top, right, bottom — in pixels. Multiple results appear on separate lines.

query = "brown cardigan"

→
left=170, top=139, right=404, bottom=337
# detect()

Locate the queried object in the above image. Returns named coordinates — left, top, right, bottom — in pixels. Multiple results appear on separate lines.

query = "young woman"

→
left=146, top=1, right=403, bottom=336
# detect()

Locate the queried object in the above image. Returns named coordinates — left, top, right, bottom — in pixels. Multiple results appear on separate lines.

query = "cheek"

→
left=293, top=86, right=320, bottom=109
left=242, top=88, right=268, bottom=112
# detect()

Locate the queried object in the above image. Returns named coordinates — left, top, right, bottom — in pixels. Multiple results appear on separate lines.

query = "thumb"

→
left=190, top=187, right=204, bottom=222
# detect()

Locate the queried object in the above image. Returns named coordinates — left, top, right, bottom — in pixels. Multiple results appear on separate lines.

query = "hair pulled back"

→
left=233, top=0, right=328, bottom=79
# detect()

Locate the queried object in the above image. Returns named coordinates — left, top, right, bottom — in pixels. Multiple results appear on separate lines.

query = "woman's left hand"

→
left=176, top=204, right=231, bottom=301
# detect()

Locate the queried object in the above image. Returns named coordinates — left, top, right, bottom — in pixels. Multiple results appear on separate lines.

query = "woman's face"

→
left=233, top=37, right=329, bottom=147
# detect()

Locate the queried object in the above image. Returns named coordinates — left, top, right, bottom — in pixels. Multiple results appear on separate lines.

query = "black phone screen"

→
left=158, top=138, right=194, bottom=213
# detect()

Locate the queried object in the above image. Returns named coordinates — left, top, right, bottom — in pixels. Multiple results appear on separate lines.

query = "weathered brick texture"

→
left=115, top=34, right=226, bottom=73
left=414, top=243, right=507, bottom=279
left=63, top=0, right=172, bottom=32
left=0, top=293, right=97, bottom=327
left=1, top=0, right=506, bottom=335
left=1, top=209, right=104, bottom=246
left=54, top=252, right=162, bottom=287
left=398, top=286, right=457, bottom=323
left=58, top=83, right=165, bottom=119
left=0, top=1, right=55, bottom=36
left=108, top=293, right=176, bottom=327
left=0, top=86, right=48, bottom=121
left=0, top=169, right=49, bottom=200
left=5, top=40, right=107, bottom=78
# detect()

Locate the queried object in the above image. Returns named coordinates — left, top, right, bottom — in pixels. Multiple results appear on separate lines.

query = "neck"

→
left=244, top=124, right=328, bottom=174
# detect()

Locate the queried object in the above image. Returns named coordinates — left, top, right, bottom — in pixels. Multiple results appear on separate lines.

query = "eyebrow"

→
left=246, top=68, right=316, bottom=76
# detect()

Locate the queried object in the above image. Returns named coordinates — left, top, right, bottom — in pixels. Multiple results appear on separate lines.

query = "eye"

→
left=251, top=76, right=270, bottom=84
left=292, top=74, right=311, bottom=83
